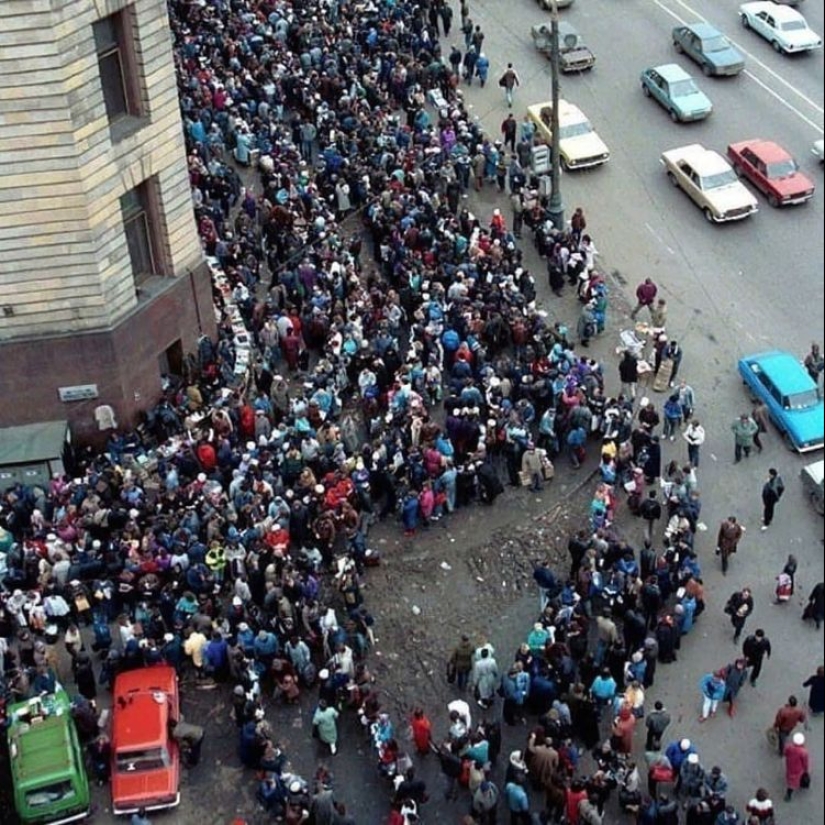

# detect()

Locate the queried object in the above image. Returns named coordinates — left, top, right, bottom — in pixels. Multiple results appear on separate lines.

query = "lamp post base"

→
left=548, top=200, right=565, bottom=232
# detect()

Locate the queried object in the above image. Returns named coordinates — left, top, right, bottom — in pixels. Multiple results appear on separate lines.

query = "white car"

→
left=661, top=143, right=759, bottom=223
left=739, top=1, right=822, bottom=53
left=813, top=139, right=825, bottom=163
left=527, top=100, right=610, bottom=169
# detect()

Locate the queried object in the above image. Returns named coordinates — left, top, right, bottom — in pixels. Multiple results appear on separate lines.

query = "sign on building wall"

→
left=58, top=384, right=99, bottom=402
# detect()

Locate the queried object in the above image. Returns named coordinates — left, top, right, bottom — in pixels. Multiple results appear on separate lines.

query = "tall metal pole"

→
left=548, top=0, right=565, bottom=230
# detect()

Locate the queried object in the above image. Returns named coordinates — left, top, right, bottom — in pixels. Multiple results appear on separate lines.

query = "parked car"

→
left=111, top=666, right=181, bottom=816
left=739, top=1, right=822, bottom=53
left=738, top=350, right=824, bottom=452
left=727, top=139, right=814, bottom=205
left=672, top=23, right=746, bottom=75
left=6, top=691, right=91, bottom=825
left=801, top=460, right=825, bottom=515
left=531, top=22, right=596, bottom=71
left=641, top=63, right=713, bottom=122
left=527, top=100, right=610, bottom=169
left=813, top=139, right=825, bottom=163
left=661, top=143, right=758, bottom=222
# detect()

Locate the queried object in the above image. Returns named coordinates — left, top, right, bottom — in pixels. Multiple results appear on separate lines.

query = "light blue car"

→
left=641, top=64, right=713, bottom=122
left=738, top=350, right=824, bottom=452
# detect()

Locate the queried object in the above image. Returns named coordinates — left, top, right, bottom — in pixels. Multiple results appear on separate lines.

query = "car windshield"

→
left=700, top=169, right=737, bottom=189
left=785, top=390, right=819, bottom=411
left=781, top=20, right=807, bottom=32
left=702, top=36, right=730, bottom=53
left=26, top=780, right=76, bottom=807
left=670, top=79, right=699, bottom=97
left=559, top=121, right=593, bottom=140
left=766, top=159, right=798, bottom=179
left=116, top=747, right=170, bottom=772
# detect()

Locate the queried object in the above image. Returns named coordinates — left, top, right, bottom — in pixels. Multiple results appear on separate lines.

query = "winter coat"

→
left=471, top=656, right=500, bottom=701
left=451, top=640, right=475, bottom=674
left=699, top=673, right=725, bottom=704
left=784, top=743, right=809, bottom=790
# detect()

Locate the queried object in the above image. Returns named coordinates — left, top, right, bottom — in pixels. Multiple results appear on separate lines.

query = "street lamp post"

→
left=548, top=0, right=565, bottom=231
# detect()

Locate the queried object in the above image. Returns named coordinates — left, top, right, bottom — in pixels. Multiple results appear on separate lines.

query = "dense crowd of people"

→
left=0, top=0, right=822, bottom=824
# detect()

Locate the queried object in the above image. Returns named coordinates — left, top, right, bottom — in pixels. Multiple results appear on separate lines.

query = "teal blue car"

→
left=641, top=64, right=713, bottom=122
left=738, top=350, right=824, bottom=452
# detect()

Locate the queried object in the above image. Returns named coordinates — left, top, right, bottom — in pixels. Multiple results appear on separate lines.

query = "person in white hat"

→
left=784, top=731, right=809, bottom=801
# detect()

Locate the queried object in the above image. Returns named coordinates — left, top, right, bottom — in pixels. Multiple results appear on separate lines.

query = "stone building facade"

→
left=0, top=0, right=214, bottom=443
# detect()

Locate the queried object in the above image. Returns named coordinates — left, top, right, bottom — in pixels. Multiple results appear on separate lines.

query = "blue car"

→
left=738, top=350, right=824, bottom=452
left=641, top=64, right=713, bottom=122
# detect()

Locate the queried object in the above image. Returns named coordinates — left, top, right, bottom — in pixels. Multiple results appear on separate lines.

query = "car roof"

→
left=742, top=351, right=816, bottom=394
left=650, top=63, right=692, bottom=81
left=732, top=139, right=791, bottom=162
left=742, top=1, right=803, bottom=20
left=113, top=666, right=177, bottom=750
left=528, top=100, right=588, bottom=123
left=664, top=144, right=730, bottom=174
left=684, top=22, right=723, bottom=39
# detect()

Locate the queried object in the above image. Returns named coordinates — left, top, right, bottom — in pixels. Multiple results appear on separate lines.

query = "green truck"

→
left=6, top=690, right=90, bottom=825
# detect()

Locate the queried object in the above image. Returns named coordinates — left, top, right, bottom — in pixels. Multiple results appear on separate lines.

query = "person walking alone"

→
left=731, top=413, right=759, bottom=463
left=683, top=419, right=705, bottom=468
left=499, top=63, right=520, bottom=108
left=717, top=516, right=745, bottom=575
left=630, top=278, right=657, bottom=320
left=724, top=587, right=754, bottom=643
left=783, top=732, right=809, bottom=802
left=742, top=628, right=771, bottom=687
left=761, top=468, right=785, bottom=530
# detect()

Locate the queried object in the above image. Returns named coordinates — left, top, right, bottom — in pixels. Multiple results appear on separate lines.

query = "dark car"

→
left=672, top=22, right=746, bottom=76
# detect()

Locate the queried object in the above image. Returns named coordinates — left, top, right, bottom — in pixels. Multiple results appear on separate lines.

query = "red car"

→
left=111, top=666, right=181, bottom=815
left=727, top=139, right=814, bottom=206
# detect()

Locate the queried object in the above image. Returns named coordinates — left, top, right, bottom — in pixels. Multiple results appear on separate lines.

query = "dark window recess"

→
left=93, top=10, right=142, bottom=127
left=121, top=183, right=156, bottom=286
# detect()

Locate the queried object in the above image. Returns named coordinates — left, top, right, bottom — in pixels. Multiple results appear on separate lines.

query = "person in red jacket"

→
left=410, top=707, right=433, bottom=755
left=565, top=778, right=588, bottom=825
left=630, top=277, right=658, bottom=320
left=196, top=439, right=217, bottom=472
left=783, top=732, right=810, bottom=801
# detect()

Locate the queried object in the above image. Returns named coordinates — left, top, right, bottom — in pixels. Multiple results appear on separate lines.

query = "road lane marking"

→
left=644, top=222, right=675, bottom=255
left=744, top=69, right=824, bottom=133
left=651, top=0, right=824, bottom=133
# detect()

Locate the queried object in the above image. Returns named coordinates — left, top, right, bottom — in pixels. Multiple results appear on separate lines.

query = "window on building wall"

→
left=121, top=180, right=163, bottom=288
left=93, top=8, right=144, bottom=135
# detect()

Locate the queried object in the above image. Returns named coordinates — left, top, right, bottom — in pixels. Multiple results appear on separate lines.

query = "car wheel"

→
left=703, top=207, right=715, bottom=222
left=669, top=109, right=680, bottom=123
left=701, top=63, right=712, bottom=77
left=782, top=430, right=797, bottom=452
left=768, top=193, right=780, bottom=208
left=673, top=40, right=683, bottom=53
left=741, top=14, right=750, bottom=29
left=667, top=171, right=679, bottom=187
left=642, top=83, right=651, bottom=97
left=772, top=40, right=783, bottom=53
left=812, top=492, right=825, bottom=517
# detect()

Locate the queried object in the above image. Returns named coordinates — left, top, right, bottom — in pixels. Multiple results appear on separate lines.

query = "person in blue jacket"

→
left=698, top=671, right=727, bottom=722
left=475, top=52, right=490, bottom=87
